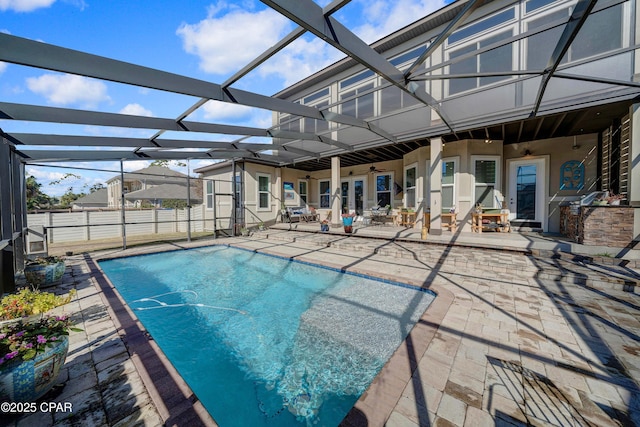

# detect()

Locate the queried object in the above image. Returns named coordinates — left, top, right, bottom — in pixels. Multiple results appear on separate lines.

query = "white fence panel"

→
left=125, top=210, right=154, bottom=236
left=157, top=210, right=176, bottom=233
left=87, top=211, right=121, bottom=240
left=49, top=212, right=85, bottom=243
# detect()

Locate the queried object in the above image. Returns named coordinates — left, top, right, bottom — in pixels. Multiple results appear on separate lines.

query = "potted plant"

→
left=0, top=288, right=75, bottom=322
left=23, top=256, right=65, bottom=288
left=607, top=193, right=624, bottom=205
left=0, top=288, right=79, bottom=402
left=258, top=221, right=266, bottom=231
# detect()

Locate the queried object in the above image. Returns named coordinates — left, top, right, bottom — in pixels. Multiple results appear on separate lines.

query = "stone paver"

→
left=5, top=230, right=640, bottom=426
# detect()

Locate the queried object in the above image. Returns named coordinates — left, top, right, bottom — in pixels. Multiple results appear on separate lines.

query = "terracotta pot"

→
left=0, top=336, right=69, bottom=402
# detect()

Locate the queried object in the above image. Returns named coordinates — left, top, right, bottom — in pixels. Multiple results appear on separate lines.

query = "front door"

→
left=341, top=176, right=367, bottom=215
left=508, top=158, right=547, bottom=229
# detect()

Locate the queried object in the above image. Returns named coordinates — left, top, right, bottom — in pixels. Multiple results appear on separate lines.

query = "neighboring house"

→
left=106, top=166, right=193, bottom=208
left=72, top=188, right=108, bottom=211
left=196, top=0, right=636, bottom=241
left=124, top=183, right=203, bottom=208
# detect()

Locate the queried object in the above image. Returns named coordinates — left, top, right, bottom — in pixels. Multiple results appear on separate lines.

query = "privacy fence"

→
left=27, top=206, right=213, bottom=245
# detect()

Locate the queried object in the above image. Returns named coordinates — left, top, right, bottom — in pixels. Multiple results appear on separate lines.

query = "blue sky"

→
left=1, top=0, right=448, bottom=197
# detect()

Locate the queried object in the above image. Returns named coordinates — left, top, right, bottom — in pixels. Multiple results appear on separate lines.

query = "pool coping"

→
left=87, top=241, right=452, bottom=426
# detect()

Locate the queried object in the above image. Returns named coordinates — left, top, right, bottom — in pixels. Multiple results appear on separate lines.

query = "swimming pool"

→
left=99, top=245, right=435, bottom=426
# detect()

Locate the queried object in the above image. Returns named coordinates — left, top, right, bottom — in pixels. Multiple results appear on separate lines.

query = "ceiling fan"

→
left=298, top=174, right=317, bottom=180
left=369, top=164, right=386, bottom=173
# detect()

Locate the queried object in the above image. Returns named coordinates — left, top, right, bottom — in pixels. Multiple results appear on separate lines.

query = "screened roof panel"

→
left=1, top=0, right=638, bottom=169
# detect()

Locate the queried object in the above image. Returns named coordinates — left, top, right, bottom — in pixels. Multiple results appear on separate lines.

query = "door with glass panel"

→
left=508, top=158, right=546, bottom=226
left=341, top=176, right=366, bottom=215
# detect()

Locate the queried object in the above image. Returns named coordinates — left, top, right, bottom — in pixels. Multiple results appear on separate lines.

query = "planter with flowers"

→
left=607, top=193, right=625, bottom=206
left=23, top=256, right=65, bottom=288
left=0, top=289, right=78, bottom=402
left=320, top=219, right=329, bottom=232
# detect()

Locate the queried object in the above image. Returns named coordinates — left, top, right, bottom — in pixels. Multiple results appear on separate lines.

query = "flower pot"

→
left=0, top=336, right=68, bottom=402
left=24, top=261, right=65, bottom=288
left=320, top=224, right=329, bottom=232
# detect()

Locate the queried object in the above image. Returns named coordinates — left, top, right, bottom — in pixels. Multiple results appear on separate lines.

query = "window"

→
left=235, top=174, right=242, bottom=210
left=448, top=8, right=515, bottom=44
left=340, top=70, right=375, bottom=90
left=319, top=180, right=330, bottom=208
left=473, top=156, right=501, bottom=208
left=298, top=180, right=308, bottom=204
left=303, top=100, right=329, bottom=134
left=257, top=174, right=270, bottom=210
left=206, top=180, right=213, bottom=209
left=442, top=158, right=458, bottom=211
left=404, top=165, right=417, bottom=208
left=341, top=83, right=374, bottom=119
left=375, top=173, right=392, bottom=207
left=449, top=30, right=513, bottom=95
left=526, top=5, right=623, bottom=69
left=278, top=113, right=301, bottom=133
left=525, top=0, right=556, bottom=13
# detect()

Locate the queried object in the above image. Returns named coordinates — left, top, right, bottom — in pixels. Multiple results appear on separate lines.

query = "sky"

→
left=0, top=0, right=448, bottom=197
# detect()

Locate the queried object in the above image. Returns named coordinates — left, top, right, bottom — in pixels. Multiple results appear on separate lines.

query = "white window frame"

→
left=404, top=163, right=417, bottom=208
left=472, top=155, right=501, bottom=209
left=441, top=157, right=459, bottom=211
left=446, top=26, right=517, bottom=96
left=298, top=179, right=308, bottom=205
left=205, top=179, right=213, bottom=209
left=374, top=172, right=395, bottom=208
left=339, top=72, right=377, bottom=119
left=256, top=173, right=271, bottom=211
left=319, top=180, right=331, bottom=208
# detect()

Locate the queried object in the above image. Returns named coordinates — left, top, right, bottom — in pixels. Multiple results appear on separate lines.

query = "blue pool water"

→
left=99, top=246, right=435, bottom=426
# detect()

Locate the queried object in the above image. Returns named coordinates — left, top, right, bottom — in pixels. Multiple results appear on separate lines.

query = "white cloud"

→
left=0, top=61, right=6, bottom=75
left=26, top=168, right=66, bottom=183
left=354, top=0, right=447, bottom=43
left=119, top=103, right=154, bottom=117
left=177, top=3, right=292, bottom=75
left=26, top=73, right=111, bottom=107
left=260, top=36, right=344, bottom=87
left=201, top=100, right=256, bottom=121
left=0, top=0, right=55, bottom=12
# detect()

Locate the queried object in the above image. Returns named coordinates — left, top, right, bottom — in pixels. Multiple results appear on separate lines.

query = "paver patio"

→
left=3, top=230, right=639, bottom=426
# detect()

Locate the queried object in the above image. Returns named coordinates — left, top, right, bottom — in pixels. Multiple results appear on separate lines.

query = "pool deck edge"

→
left=84, top=254, right=219, bottom=427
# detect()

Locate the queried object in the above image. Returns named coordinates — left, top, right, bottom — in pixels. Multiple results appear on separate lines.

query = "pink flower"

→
left=37, top=335, right=47, bottom=344
left=5, top=351, right=19, bottom=359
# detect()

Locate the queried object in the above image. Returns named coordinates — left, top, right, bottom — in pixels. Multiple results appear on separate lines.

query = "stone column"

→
left=629, top=104, right=640, bottom=240
left=429, top=137, right=443, bottom=234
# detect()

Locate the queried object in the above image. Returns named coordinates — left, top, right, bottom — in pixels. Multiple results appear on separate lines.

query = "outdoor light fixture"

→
left=572, top=136, right=581, bottom=150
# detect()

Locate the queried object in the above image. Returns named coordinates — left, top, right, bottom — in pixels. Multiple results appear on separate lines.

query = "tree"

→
left=26, top=175, right=52, bottom=210
left=87, top=183, right=105, bottom=193
left=58, top=187, right=85, bottom=209
left=150, top=160, right=186, bottom=168
left=161, top=199, right=188, bottom=209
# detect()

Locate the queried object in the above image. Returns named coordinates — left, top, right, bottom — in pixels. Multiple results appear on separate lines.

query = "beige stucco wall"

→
left=199, top=132, right=599, bottom=233
left=503, top=134, right=598, bottom=233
